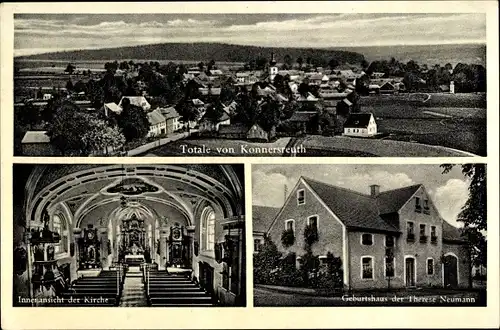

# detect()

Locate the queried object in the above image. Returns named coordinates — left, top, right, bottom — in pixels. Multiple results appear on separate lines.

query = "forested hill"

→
left=16, top=42, right=365, bottom=65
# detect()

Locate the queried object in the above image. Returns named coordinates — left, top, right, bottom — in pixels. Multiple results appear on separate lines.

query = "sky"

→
left=14, top=13, right=486, bottom=56
left=252, top=164, right=473, bottom=228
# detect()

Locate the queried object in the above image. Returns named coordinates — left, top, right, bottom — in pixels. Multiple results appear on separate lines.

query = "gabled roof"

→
left=288, top=111, right=316, bottom=123
left=104, top=102, right=122, bottom=114
left=375, top=184, right=422, bottom=214
left=158, top=107, right=180, bottom=119
left=219, top=124, right=248, bottom=134
left=303, top=177, right=399, bottom=233
left=119, top=96, right=150, bottom=110
left=442, top=221, right=466, bottom=243
left=344, top=113, right=373, bottom=128
left=253, top=205, right=280, bottom=233
left=147, top=109, right=166, bottom=126
left=21, top=131, right=50, bottom=144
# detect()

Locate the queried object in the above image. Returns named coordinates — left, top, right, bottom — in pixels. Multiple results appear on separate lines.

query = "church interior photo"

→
left=13, top=163, right=246, bottom=307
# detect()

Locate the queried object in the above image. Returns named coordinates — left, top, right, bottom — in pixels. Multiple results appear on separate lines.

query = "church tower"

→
left=269, top=52, right=278, bottom=81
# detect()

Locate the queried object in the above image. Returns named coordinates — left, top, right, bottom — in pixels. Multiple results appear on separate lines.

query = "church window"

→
left=201, top=207, right=216, bottom=251
left=53, top=214, right=68, bottom=254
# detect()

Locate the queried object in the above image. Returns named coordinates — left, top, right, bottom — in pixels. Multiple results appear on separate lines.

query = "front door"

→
left=443, top=255, right=458, bottom=288
left=405, top=257, right=416, bottom=287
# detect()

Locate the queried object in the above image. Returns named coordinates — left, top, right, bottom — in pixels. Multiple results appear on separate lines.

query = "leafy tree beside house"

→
left=176, top=98, right=201, bottom=132
left=441, top=163, right=486, bottom=288
left=281, top=228, right=295, bottom=248
left=253, top=235, right=282, bottom=284
left=81, top=117, right=125, bottom=155
left=117, top=98, right=150, bottom=142
left=65, top=63, right=76, bottom=75
left=204, top=103, right=225, bottom=130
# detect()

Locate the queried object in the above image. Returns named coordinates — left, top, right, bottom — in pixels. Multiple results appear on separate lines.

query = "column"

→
left=99, top=227, right=108, bottom=269
left=159, top=227, right=169, bottom=270
left=186, top=226, right=196, bottom=269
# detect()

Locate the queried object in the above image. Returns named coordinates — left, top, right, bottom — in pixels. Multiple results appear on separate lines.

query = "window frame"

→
left=200, top=206, right=216, bottom=252
left=427, top=258, right=434, bottom=275
left=297, top=189, right=305, bottom=205
left=360, top=256, right=374, bottom=280
left=360, top=233, right=374, bottom=246
left=385, top=235, right=395, bottom=248
left=52, top=213, right=69, bottom=256
left=307, top=215, right=319, bottom=231
left=285, top=219, right=295, bottom=235
left=384, top=255, right=396, bottom=278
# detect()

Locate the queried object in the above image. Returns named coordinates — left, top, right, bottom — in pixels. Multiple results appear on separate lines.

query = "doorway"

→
left=405, top=257, right=416, bottom=287
left=443, top=254, right=459, bottom=288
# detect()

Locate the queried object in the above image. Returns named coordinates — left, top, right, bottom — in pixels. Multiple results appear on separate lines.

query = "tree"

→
left=17, top=101, right=41, bottom=129
left=66, top=80, right=74, bottom=92
left=46, top=108, right=93, bottom=156
left=204, top=103, right=225, bottom=130
left=253, top=235, right=282, bottom=284
left=207, top=59, right=216, bottom=72
left=176, top=99, right=201, bottom=131
left=328, top=58, right=339, bottom=70
left=281, top=229, right=295, bottom=248
left=117, top=99, right=150, bottom=141
left=65, top=63, right=76, bottom=75
left=197, top=61, right=205, bottom=71
left=441, top=164, right=487, bottom=287
left=283, top=54, right=293, bottom=69
left=257, top=98, right=281, bottom=132
left=81, top=117, right=126, bottom=155
left=296, top=57, right=303, bottom=69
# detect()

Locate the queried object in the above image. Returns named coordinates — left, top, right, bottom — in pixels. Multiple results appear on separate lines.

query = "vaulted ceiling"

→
left=25, top=164, right=244, bottom=228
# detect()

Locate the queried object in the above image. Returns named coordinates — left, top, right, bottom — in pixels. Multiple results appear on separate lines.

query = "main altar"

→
left=119, top=215, right=147, bottom=266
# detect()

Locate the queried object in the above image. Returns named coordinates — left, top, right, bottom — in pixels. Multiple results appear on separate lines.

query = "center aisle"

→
left=119, top=267, right=148, bottom=307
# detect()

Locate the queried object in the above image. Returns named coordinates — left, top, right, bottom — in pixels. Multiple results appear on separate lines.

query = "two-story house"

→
left=266, top=177, right=470, bottom=290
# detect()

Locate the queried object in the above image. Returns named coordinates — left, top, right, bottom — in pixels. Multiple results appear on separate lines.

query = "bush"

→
left=253, top=235, right=282, bottom=285
left=281, top=229, right=295, bottom=248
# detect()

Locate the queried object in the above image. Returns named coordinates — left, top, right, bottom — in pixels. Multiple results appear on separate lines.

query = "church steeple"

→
left=270, top=52, right=277, bottom=66
left=269, top=52, right=278, bottom=81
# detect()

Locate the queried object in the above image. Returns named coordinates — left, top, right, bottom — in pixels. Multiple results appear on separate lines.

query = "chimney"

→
left=370, top=184, right=380, bottom=197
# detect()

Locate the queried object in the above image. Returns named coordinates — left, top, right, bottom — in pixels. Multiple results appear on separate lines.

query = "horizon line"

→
left=14, top=40, right=487, bottom=58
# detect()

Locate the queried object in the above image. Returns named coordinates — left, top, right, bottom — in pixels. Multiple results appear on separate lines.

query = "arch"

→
left=27, top=164, right=240, bottom=227
left=200, top=206, right=216, bottom=252
left=52, top=212, right=70, bottom=256
left=442, top=252, right=459, bottom=288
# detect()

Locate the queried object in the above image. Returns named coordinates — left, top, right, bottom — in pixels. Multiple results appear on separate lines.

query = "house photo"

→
left=252, top=164, right=486, bottom=306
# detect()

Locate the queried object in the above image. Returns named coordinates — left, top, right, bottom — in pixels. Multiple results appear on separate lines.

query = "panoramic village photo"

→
left=13, top=163, right=246, bottom=307
left=14, top=13, right=486, bottom=157
left=252, top=164, right=487, bottom=306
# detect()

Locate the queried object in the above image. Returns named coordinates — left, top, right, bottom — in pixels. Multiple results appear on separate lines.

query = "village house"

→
left=118, top=96, right=151, bottom=111
left=253, top=206, right=280, bottom=253
left=265, top=177, right=471, bottom=290
left=146, top=109, right=167, bottom=137
left=21, top=131, right=59, bottom=156
left=218, top=123, right=275, bottom=142
left=343, top=113, right=377, bottom=137
left=159, top=107, right=183, bottom=134
left=103, top=102, right=122, bottom=116
left=198, top=112, right=231, bottom=132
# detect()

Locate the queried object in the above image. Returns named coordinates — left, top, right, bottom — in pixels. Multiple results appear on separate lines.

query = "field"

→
left=359, top=93, right=487, bottom=156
